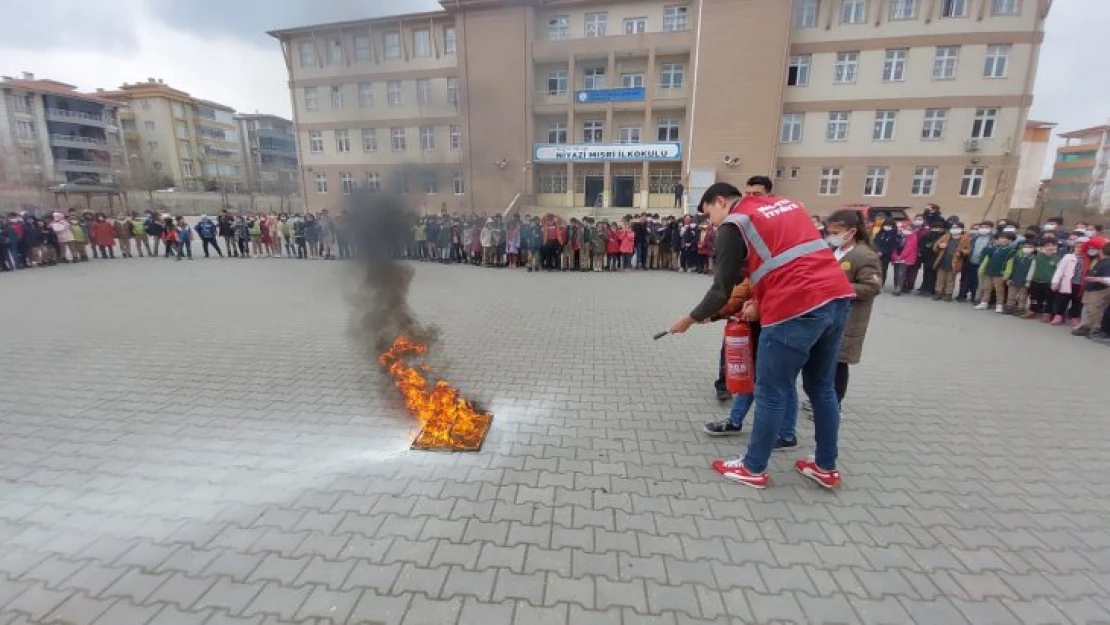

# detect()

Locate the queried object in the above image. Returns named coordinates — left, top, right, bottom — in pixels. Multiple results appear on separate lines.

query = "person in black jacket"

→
left=145, top=212, right=164, bottom=257
left=217, top=211, right=237, bottom=257
left=669, top=216, right=682, bottom=271
left=918, top=218, right=946, bottom=296
left=631, top=214, right=648, bottom=269
left=872, top=217, right=902, bottom=290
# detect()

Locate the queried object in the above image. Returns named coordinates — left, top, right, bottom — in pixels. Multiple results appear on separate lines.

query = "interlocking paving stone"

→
left=2, top=260, right=1109, bottom=624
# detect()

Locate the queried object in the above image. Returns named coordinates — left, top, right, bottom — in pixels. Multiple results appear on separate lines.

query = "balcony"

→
left=533, top=28, right=693, bottom=63
left=50, top=134, right=107, bottom=149
left=45, top=108, right=112, bottom=128
left=652, top=84, right=688, bottom=108
left=55, top=159, right=111, bottom=173
left=534, top=91, right=570, bottom=114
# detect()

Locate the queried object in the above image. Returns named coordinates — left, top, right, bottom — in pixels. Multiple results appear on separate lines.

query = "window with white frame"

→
left=819, top=167, right=842, bottom=195
left=984, top=44, right=1010, bottom=78
left=304, top=87, right=318, bottom=110
left=664, top=5, right=688, bottom=30
left=864, top=166, right=888, bottom=196
left=413, top=29, right=431, bottom=57
left=176, top=122, right=188, bottom=139
left=787, top=55, right=810, bottom=86
left=960, top=167, right=985, bottom=196
left=841, top=0, right=867, bottom=24
left=362, top=128, right=378, bottom=152
left=921, top=108, right=948, bottom=139
left=393, top=172, right=409, bottom=194
left=299, top=41, right=315, bottom=67
left=359, top=83, right=373, bottom=108
left=171, top=102, right=185, bottom=118
left=941, top=0, right=968, bottom=17
left=883, top=49, right=908, bottom=81
left=335, top=129, right=350, bottom=153
left=548, top=15, right=569, bottom=40
left=450, top=125, right=461, bottom=150
left=827, top=111, right=850, bottom=141
left=584, top=68, right=607, bottom=90
left=417, top=79, right=432, bottom=106
left=933, top=46, right=959, bottom=80
left=911, top=166, right=937, bottom=195
left=178, top=143, right=190, bottom=159
left=658, top=118, right=680, bottom=141
left=367, top=172, right=381, bottom=193
left=583, top=120, right=604, bottom=143
left=423, top=171, right=438, bottom=195
left=315, top=173, right=327, bottom=194
left=623, top=17, right=647, bottom=34
left=447, top=77, right=459, bottom=105
left=420, top=126, right=436, bottom=151
left=992, top=0, right=1019, bottom=15
left=618, top=126, right=641, bottom=144
left=139, top=99, right=151, bottom=110
left=390, top=127, right=406, bottom=151
left=330, top=85, right=343, bottom=109
left=340, top=172, right=354, bottom=195
left=833, top=52, right=859, bottom=83
left=873, top=110, right=897, bottom=140
left=548, top=122, right=567, bottom=144
left=585, top=12, right=607, bottom=37
left=780, top=113, right=804, bottom=143
left=794, top=0, right=819, bottom=27
left=621, top=73, right=645, bottom=88
left=890, top=0, right=916, bottom=19
left=384, top=32, right=401, bottom=59
left=660, top=63, right=684, bottom=89
left=354, top=35, right=371, bottom=61
left=309, top=131, right=323, bottom=153
left=453, top=171, right=465, bottom=195
left=971, top=108, right=997, bottom=139
left=144, top=120, right=155, bottom=131
left=444, top=27, right=457, bottom=54
left=328, top=39, right=343, bottom=64
left=547, top=70, right=568, bottom=95
left=540, top=170, right=568, bottom=193
left=387, top=81, right=402, bottom=105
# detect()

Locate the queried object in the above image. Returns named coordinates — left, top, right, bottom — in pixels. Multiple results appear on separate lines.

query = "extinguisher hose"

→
left=652, top=331, right=670, bottom=340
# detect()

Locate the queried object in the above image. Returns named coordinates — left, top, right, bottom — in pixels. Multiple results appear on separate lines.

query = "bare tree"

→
left=126, top=148, right=174, bottom=208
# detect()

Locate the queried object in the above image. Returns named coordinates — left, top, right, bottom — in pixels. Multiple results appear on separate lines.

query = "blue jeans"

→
left=742, top=298, right=850, bottom=474
left=727, top=390, right=798, bottom=440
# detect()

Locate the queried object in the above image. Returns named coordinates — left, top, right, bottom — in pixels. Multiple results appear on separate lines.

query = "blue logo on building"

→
left=575, top=87, right=645, bottom=104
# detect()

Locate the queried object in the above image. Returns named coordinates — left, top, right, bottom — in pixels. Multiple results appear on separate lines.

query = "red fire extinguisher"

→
left=724, top=318, right=755, bottom=395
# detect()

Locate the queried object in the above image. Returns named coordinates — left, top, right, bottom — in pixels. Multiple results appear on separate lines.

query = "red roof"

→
left=0, top=78, right=119, bottom=106
left=1058, top=124, right=1110, bottom=139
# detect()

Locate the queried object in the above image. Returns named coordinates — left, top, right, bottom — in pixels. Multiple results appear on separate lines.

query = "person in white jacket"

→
left=1051, top=237, right=1086, bottom=327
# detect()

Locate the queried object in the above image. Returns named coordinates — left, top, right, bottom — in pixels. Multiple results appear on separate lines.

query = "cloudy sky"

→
left=1, top=0, right=1104, bottom=166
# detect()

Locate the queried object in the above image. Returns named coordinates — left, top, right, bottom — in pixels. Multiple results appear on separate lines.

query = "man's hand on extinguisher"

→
left=668, top=314, right=696, bottom=335
left=739, top=300, right=759, bottom=322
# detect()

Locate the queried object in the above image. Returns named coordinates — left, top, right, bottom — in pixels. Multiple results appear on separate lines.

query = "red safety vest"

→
left=723, top=195, right=854, bottom=326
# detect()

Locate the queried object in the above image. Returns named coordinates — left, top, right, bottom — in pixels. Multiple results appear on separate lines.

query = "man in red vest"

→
left=669, top=177, right=855, bottom=489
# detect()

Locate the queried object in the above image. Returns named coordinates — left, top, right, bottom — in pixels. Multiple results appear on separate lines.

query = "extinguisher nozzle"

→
left=652, top=331, right=669, bottom=340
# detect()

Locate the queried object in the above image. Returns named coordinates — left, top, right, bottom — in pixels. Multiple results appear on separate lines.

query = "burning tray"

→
left=411, top=412, right=493, bottom=452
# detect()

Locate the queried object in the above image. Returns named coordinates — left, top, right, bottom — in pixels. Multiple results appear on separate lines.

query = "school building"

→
left=269, top=0, right=1048, bottom=219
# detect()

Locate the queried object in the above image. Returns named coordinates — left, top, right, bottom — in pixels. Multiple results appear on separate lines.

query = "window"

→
left=328, top=39, right=343, bottom=64
left=911, top=167, right=937, bottom=196
left=621, top=73, right=645, bottom=88
left=420, top=126, right=436, bottom=151
left=315, top=173, right=327, bottom=194
left=780, top=113, right=804, bottom=143
left=305, top=87, right=318, bottom=110
left=960, top=167, right=985, bottom=196
left=933, top=47, right=959, bottom=80
left=330, top=85, right=343, bottom=109
left=583, top=120, right=604, bottom=143
left=139, top=99, right=151, bottom=110
left=890, top=0, right=916, bottom=19
left=384, top=32, right=401, bottom=59
left=873, top=110, right=897, bottom=140
left=664, top=5, right=688, bottom=31
left=864, top=166, right=888, bottom=196
left=585, top=12, right=608, bottom=37
left=182, top=160, right=195, bottom=177
left=624, top=17, right=647, bottom=34
left=444, top=27, right=457, bottom=55
left=547, top=70, right=568, bottom=95
left=152, top=161, right=163, bottom=171
left=299, top=41, right=315, bottom=67
left=423, top=171, right=438, bottom=195
left=819, top=167, right=842, bottom=196
left=309, top=131, right=323, bottom=153
left=787, top=55, right=811, bottom=86
left=548, top=16, right=569, bottom=40
left=412, top=29, right=431, bottom=58
left=883, top=49, right=907, bottom=81
left=841, top=0, right=867, bottom=24
left=658, top=118, right=680, bottom=141
left=660, top=63, right=684, bottom=89
left=367, top=172, right=381, bottom=193
left=794, top=0, right=818, bottom=27
left=453, top=171, right=465, bottom=195
left=584, top=68, right=607, bottom=90
left=789, top=167, right=801, bottom=180
left=992, top=0, right=1019, bottom=15
left=417, top=79, right=432, bottom=106
left=359, top=83, right=374, bottom=108
left=178, top=143, right=191, bottom=158
left=171, top=102, right=185, bottom=118
left=340, top=172, right=354, bottom=195
left=540, top=170, right=569, bottom=193
left=833, top=52, right=859, bottom=84
left=922, top=109, right=948, bottom=139
left=618, top=126, right=641, bottom=144
left=984, top=44, right=1010, bottom=78
left=393, top=172, right=410, bottom=194
left=141, top=120, right=153, bottom=132
left=362, top=128, right=378, bottom=153
left=450, top=125, right=461, bottom=151
left=175, top=121, right=188, bottom=139
left=15, top=120, right=34, bottom=139
left=826, top=111, right=850, bottom=141
left=447, top=77, right=459, bottom=105
left=147, top=140, right=159, bottom=152
left=971, top=108, right=997, bottom=139
left=548, top=122, right=567, bottom=144
left=354, top=35, right=371, bottom=61
left=387, top=81, right=403, bottom=106
left=941, top=0, right=968, bottom=17
left=335, top=129, right=351, bottom=153
left=390, top=127, right=406, bottom=152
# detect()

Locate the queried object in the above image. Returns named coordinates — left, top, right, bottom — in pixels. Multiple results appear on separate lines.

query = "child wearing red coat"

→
left=606, top=223, right=621, bottom=271
left=619, top=222, right=635, bottom=270
left=90, top=213, right=117, bottom=259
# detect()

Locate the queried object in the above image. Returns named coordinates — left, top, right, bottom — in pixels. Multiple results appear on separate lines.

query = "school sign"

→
left=533, top=142, right=682, bottom=163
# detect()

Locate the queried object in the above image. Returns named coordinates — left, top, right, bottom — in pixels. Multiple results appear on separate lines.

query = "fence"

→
left=0, top=189, right=303, bottom=217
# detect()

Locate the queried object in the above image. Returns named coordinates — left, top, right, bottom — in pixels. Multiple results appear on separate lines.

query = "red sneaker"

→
left=795, top=457, right=841, bottom=489
left=711, top=458, right=769, bottom=489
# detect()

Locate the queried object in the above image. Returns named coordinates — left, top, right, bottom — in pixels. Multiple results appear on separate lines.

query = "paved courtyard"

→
left=1, top=258, right=1109, bottom=625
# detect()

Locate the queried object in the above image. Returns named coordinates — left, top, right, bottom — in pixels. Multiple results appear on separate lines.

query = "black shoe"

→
left=1072, top=327, right=1091, bottom=337
left=703, top=420, right=743, bottom=436
left=715, top=388, right=732, bottom=402
left=1090, top=331, right=1109, bottom=341
left=773, top=437, right=798, bottom=452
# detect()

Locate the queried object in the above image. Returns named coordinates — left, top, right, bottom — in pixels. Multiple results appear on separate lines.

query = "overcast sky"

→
left=1, top=0, right=1104, bottom=172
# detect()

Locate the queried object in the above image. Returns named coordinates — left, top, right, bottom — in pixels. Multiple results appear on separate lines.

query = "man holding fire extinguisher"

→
left=669, top=177, right=854, bottom=489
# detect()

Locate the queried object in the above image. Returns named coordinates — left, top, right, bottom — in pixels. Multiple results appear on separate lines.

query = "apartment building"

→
left=271, top=0, right=1048, bottom=219
left=0, top=72, right=126, bottom=188
left=236, top=113, right=299, bottom=195
left=1044, top=124, right=1110, bottom=214
left=100, top=80, right=247, bottom=193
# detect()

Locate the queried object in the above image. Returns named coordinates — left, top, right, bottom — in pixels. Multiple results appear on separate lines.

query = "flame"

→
left=378, top=335, right=492, bottom=451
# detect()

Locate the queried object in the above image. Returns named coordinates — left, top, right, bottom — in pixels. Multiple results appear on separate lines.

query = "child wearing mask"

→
left=890, top=220, right=916, bottom=296
left=962, top=222, right=995, bottom=303
left=90, top=213, right=116, bottom=259
left=1076, top=241, right=1110, bottom=340
left=1052, top=235, right=1087, bottom=327
left=1006, top=241, right=1037, bottom=316
left=931, top=222, right=970, bottom=302
left=1026, top=239, right=1059, bottom=321
left=826, top=209, right=882, bottom=407
left=975, top=233, right=1017, bottom=312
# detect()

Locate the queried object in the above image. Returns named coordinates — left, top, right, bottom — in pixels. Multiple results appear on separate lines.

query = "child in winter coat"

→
left=1052, top=238, right=1085, bottom=327
left=90, top=213, right=117, bottom=259
left=976, top=232, right=1017, bottom=312
left=619, top=222, right=635, bottom=270
left=160, top=217, right=179, bottom=258
left=889, top=220, right=916, bottom=296
left=70, top=218, right=89, bottom=261
left=1026, top=238, right=1060, bottom=321
left=1005, top=241, right=1037, bottom=316
left=235, top=217, right=251, bottom=258
left=605, top=223, right=621, bottom=271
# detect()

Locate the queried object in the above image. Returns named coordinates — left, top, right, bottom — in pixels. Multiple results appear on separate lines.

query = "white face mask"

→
left=1087, top=230, right=1097, bottom=237
left=912, top=220, right=923, bottom=227
left=826, top=234, right=847, bottom=249
left=1022, top=247, right=1035, bottom=254
left=882, top=225, right=892, bottom=231
left=950, top=228, right=963, bottom=236
left=1089, top=249, right=1101, bottom=257
left=978, top=228, right=991, bottom=235
left=1043, top=224, right=1057, bottom=231
left=1003, top=227, right=1017, bottom=233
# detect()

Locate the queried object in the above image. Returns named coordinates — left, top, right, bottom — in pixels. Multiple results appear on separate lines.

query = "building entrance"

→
left=612, top=176, right=636, bottom=208
left=585, top=176, right=604, bottom=208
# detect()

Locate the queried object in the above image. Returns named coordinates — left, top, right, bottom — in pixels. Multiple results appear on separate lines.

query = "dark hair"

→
left=981, top=220, right=994, bottom=227
left=745, top=176, right=773, bottom=192
left=1002, top=232, right=1018, bottom=242
left=697, top=182, right=742, bottom=212
left=1095, top=224, right=1105, bottom=233
left=1048, top=217, right=1064, bottom=225
left=826, top=209, right=871, bottom=246
left=1103, top=241, right=1110, bottom=255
